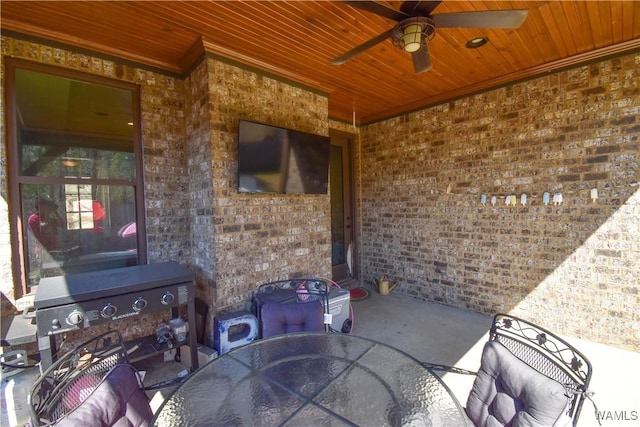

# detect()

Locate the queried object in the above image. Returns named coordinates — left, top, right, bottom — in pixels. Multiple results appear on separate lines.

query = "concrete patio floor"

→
left=140, top=283, right=639, bottom=427
left=348, top=285, right=639, bottom=427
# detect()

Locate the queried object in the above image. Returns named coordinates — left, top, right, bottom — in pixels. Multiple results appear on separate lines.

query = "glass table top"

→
left=152, top=332, right=468, bottom=426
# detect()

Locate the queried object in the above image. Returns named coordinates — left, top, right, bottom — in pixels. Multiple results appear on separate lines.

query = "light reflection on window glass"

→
left=23, top=184, right=138, bottom=287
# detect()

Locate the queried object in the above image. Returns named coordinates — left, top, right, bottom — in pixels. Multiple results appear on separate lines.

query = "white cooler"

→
left=328, top=288, right=351, bottom=333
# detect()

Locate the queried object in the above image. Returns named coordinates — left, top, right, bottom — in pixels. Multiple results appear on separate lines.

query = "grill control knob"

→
left=161, top=292, right=175, bottom=305
left=101, top=303, right=117, bottom=318
left=133, top=297, right=147, bottom=311
left=66, top=310, right=84, bottom=326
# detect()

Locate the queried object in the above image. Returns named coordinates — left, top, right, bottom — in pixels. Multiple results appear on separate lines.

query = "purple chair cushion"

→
left=55, top=364, right=153, bottom=427
left=466, top=340, right=570, bottom=427
left=261, top=300, right=324, bottom=338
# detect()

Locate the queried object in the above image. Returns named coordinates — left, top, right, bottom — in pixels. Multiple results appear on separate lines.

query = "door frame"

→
left=330, top=129, right=357, bottom=282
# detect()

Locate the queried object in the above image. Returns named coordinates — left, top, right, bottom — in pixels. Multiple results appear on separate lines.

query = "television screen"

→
left=238, top=120, right=330, bottom=194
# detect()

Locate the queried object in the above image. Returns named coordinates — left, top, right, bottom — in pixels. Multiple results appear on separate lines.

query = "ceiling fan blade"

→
left=433, top=10, right=528, bottom=29
left=400, top=1, right=441, bottom=16
left=332, top=27, right=396, bottom=65
left=342, top=1, right=408, bottom=22
left=412, top=44, right=432, bottom=74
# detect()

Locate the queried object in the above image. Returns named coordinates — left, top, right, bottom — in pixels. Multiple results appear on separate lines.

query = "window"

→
left=6, top=60, right=146, bottom=294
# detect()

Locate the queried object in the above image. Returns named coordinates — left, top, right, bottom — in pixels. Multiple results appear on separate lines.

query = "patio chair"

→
left=28, top=330, right=153, bottom=426
left=260, top=299, right=325, bottom=338
left=253, top=278, right=331, bottom=337
left=425, top=313, right=594, bottom=427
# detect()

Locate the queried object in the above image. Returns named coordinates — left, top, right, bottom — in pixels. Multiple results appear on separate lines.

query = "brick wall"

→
left=1, top=36, right=333, bottom=350
left=358, top=53, right=640, bottom=350
left=185, top=60, right=216, bottom=307
left=202, top=58, right=332, bottom=317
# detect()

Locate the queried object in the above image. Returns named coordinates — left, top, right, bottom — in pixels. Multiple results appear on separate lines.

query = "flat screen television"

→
left=237, top=120, right=330, bottom=194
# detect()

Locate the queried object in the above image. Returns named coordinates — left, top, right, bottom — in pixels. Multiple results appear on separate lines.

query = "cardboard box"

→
left=179, top=344, right=218, bottom=370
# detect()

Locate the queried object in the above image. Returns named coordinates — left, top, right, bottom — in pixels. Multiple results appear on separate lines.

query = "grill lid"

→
left=34, top=261, right=194, bottom=309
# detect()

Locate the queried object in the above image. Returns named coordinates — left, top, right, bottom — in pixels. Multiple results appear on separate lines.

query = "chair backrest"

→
left=51, top=364, right=153, bottom=427
left=260, top=300, right=324, bottom=338
left=254, top=278, right=330, bottom=336
left=28, top=330, right=152, bottom=426
left=466, top=313, right=592, bottom=427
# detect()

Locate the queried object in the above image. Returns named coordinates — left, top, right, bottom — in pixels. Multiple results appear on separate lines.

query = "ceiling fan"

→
left=332, top=1, right=528, bottom=74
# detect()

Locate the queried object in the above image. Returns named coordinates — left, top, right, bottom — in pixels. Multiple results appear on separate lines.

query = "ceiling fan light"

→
left=391, top=17, right=435, bottom=53
left=403, top=24, right=422, bottom=53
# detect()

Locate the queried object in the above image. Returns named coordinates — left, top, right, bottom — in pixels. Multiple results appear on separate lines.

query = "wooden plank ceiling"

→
left=2, top=1, right=639, bottom=125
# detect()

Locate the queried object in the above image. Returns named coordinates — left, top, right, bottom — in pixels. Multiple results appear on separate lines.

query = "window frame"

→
left=5, top=58, right=147, bottom=297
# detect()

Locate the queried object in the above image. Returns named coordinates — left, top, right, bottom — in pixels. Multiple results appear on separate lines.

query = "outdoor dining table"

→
left=152, top=332, right=469, bottom=426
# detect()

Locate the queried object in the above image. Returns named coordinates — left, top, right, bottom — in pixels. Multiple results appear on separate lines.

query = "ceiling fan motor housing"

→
left=391, top=17, right=436, bottom=52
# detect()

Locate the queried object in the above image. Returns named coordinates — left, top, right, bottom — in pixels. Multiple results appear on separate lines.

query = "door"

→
left=330, top=131, right=355, bottom=282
